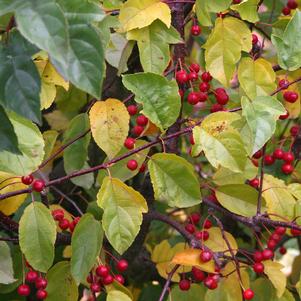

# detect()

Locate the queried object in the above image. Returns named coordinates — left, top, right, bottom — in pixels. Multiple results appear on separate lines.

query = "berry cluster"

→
left=51, top=209, right=80, bottom=232
left=279, top=79, right=299, bottom=104
left=17, top=268, right=48, bottom=299
left=21, top=175, right=45, bottom=192
left=282, top=0, right=298, bottom=15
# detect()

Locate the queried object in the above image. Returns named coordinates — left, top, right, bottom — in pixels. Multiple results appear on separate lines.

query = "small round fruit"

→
left=185, top=223, right=196, bottom=234
left=179, top=279, right=191, bottom=291
left=35, top=277, right=48, bottom=289
left=59, top=218, right=70, bottom=230
left=252, top=34, right=258, bottom=45
left=276, top=227, right=286, bottom=235
left=262, top=248, right=274, bottom=260
left=204, top=276, right=218, bottom=290
left=51, top=209, right=64, bottom=221
left=267, top=239, right=277, bottom=250
left=116, top=259, right=128, bottom=272
left=264, top=155, right=275, bottom=166
left=291, top=228, right=301, bottom=236
left=96, top=265, right=110, bottom=278
left=192, top=267, right=205, bottom=281
left=32, top=179, right=45, bottom=192
left=284, top=91, right=298, bottom=103
left=273, top=148, right=284, bottom=160
left=90, top=283, right=101, bottom=293
left=287, top=0, right=298, bottom=9
left=279, top=79, right=289, bottom=88
left=189, top=212, right=200, bottom=224
left=253, top=262, right=264, bottom=273
left=283, top=152, right=295, bottom=163
left=139, top=163, right=146, bottom=173
left=132, top=125, right=144, bottom=137
left=253, top=150, right=263, bottom=159
left=282, top=6, right=291, bottom=15
left=195, top=230, right=209, bottom=241
left=270, top=233, right=281, bottom=242
left=115, top=274, right=125, bottom=285
left=232, top=0, right=242, bottom=3
left=191, top=25, right=201, bottom=36
left=243, top=288, right=254, bottom=300
left=290, top=125, right=300, bottom=137
left=215, top=88, right=229, bottom=105
left=103, top=274, right=114, bottom=285
left=189, top=63, right=200, bottom=73
left=26, top=270, right=38, bottom=283
left=127, top=105, right=137, bottom=116
left=188, top=72, right=198, bottom=82
left=136, top=115, right=148, bottom=126
left=253, top=251, right=263, bottom=263
left=282, top=163, right=294, bottom=175
left=176, top=70, right=189, bottom=84
left=279, top=246, right=287, bottom=255
left=279, top=111, right=289, bottom=120
left=17, top=284, right=30, bottom=296
left=21, top=175, right=34, bottom=185
left=198, top=92, right=208, bottom=102
left=249, top=178, right=259, bottom=189
left=124, top=137, right=135, bottom=150
left=187, top=92, right=200, bottom=105
left=200, top=250, right=212, bottom=262
left=36, top=289, right=48, bottom=300
left=127, top=159, right=138, bottom=171
left=210, top=104, right=224, bottom=113
left=199, top=82, right=210, bottom=92
left=201, top=72, right=212, bottom=82
left=204, top=220, right=212, bottom=229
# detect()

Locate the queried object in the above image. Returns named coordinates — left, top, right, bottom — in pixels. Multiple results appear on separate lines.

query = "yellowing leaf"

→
left=288, top=183, right=301, bottom=199
left=40, top=82, right=56, bottom=110
left=231, top=0, right=260, bottom=23
left=262, top=174, right=296, bottom=221
left=119, top=0, right=171, bottom=31
left=238, top=57, right=277, bottom=99
left=172, top=249, right=215, bottom=273
left=107, top=290, right=132, bottom=301
left=89, top=99, right=130, bottom=159
left=203, top=17, right=252, bottom=87
left=42, top=61, right=69, bottom=90
left=263, top=260, right=286, bottom=298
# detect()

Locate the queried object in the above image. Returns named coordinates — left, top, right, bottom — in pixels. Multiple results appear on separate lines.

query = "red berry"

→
left=264, top=154, right=275, bottom=166
left=253, top=150, right=263, bottom=159
left=200, top=250, right=212, bottom=262
left=243, top=288, right=254, bottom=300
left=283, top=152, right=295, bottom=163
left=192, top=267, right=205, bottom=281
left=284, top=91, right=298, bottom=103
left=127, top=105, right=137, bottom=116
left=252, top=34, right=258, bottom=45
left=195, top=230, right=209, bottom=241
left=279, top=79, right=289, bottom=88
left=276, top=227, right=286, bottom=235
left=282, top=163, right=294, bottom=174
left=279, top=246, right=287, bottom=255
left=21, top=175, right=34, bottom=185
left=187, top=92, right=200, bottom=105
left=51, top=209, right=64, bottom=221
left=204, top=276, right=218, bottom=290
left=253, top=262, right=264, bottom=273
left=210, top=104, right=224, bottom=113
left=90, top=283, right=101, bottom=293
left=267, top=239, right=277, bottom=250
left=189, top=212, right=200, bottom=224
left=191, top=25, right=201, bottom=36
left=17, top=284, right=30, bottom=296
left=232, top=0, right=242, bottom=3
left=262, top=248, right=274, bottom=260
left=249, top=178, right=259, bottom=189
left=116, top=259, right=128, bottom=272
left=32, top=179, right=45, bottom=192
left=132, top=125, right=144, bottom=137
left=189, top=135, right=195, bottom=145
left=189, top=63, right=200, bottom=73
left=136, top=115, right=148, bottom=126
left=201, top=72, right=212, bottom=82
left=273, top=148, right=284, bottom=160
left=96, top=265, right=110, bottom=278
left=26, top=270, right=38, bottom=283
left=204, top=220, right=212, bottom=229
left=127, top=159, right=138, bottom=171
left=59, top=218, right=70, bottom=230
left=139, top=163, right=146, bottom=173
left=69, top=217, right=80, bottom=232
left=270, top=233, right=281, bottom=242
left=103, top=274, right=114, bottom=285
left=287, top=0, right=298, bottom=9
left=199, top=82, right=210, bottom=92
left=124, top=137, right=135, bottom=150
left=279, top=110, right=289, bottom=120
left=290, top=125, right=300, bottom=137
left=176, top=70, right=189, bottom=84
left=36, top=289, right=48, bottom=300
left=282, top=6, right=291, bottom=15
left=198, top=92, right=208, bottom=102
left=35, top=277, right=48, bottom=289
left=86, top=274, right=93, bottom=283
left=185, top=223, right=196, bottom=234
left=179, top=279, right=191, bottom=291
left=253, top=251, right=263, bottom=262
left=291, top=228, right=301, bottom=236
left=215, top=88, right=229, bottom=105
left=188, top=72, right=198, bottom=82
left=115, top=274, right=125, bottom=285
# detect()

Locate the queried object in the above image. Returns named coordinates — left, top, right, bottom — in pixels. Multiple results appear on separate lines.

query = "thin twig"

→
left=158, top=264, right=180, bottom=301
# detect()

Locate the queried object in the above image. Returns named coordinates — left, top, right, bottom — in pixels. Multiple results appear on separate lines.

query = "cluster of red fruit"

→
left=21, top=175, right=45, bottom=192
left=185, top=212, right=212, bottom=242
left=17, top=269, right=48, bottom=299
left=279, top=79, right=299, bottom=104
left=51, top=209, right=80, bottom=232
left=282, top=0, right=298, bottom=15
left=87, top=259, right=128, bottom=293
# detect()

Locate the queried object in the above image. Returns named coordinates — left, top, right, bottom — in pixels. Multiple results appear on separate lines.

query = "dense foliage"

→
left=0, top=0, right=300, bottom=300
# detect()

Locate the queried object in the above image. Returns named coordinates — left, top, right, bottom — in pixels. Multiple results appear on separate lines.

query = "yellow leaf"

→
left=0, top=172, right=27, bottom=215
left=203, top=17, right=252, bottom=87
left=262, top=174, right=296, bottom=220
left=172, top=248, right=215, bottom=273
left=107, top=290, right=132, bottom=301
left=40, top=82, right=56, bottom=110
left=90, top=99, right=130, bottom=159
left=44, top=110, right=70, bottom=131
left=42, top=62, right=69, bottom=91
left=119, top=0, right=171, bottom=32
left=263, top=260, right=286, bottom=298
left=288, top=183, right=301, bottom=199
left=238, top=57, right=277, bottom=100
left=63, top=246, right=72, bottom=258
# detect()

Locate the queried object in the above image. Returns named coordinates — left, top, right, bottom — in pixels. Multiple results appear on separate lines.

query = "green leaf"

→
left=52, top=21, right=105, bottom=98
left=251, top=278, right=276, bottom=301
left=42, top=130, right=59, bottom=161
left=122, top=72, right=181, bottom=131
left=19, top=202, right=57, bottom=272
left=272, top=10, right=301, bottom=71
left=238, top=57, right=277, bottom=99
left=171, top=284, right=206, bottom=300
left=193, top=112, right=247, bottom=172
left=0, top=0, right=24, bottom=16
left=231, top=0, right=260, bottom=23
left=216, top=184, right=264, bottom=217
left=46, top=261, right=78, bottom=301
left=107, top=290, right=132, bottom=301
left=0, top=31, right=41, bottom=123
left=97, top=177, right=148, bottom=254
left=0, top=242, right=16, bottom=284
left=71, top=214, right=103, bottom=284
left=15, top=0, right=68, bottom=68
left=63, top=113, right=93, bottom=189
left=203, top=17, right=252, bottom=87
left=127, top=20, right=182, bottom=74
left=241, top=96, right=286, bottom=155
left=0, top=112, right=44, bottom=175
left=148, top=153, right=201, bottom=208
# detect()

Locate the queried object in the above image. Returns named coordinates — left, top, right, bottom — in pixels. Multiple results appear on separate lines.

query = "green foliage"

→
left=0, top=242, right=15, bottom=285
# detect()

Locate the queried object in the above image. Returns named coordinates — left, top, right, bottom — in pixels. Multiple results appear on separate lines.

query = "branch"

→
left=158, top=264, right=180, bottom=301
